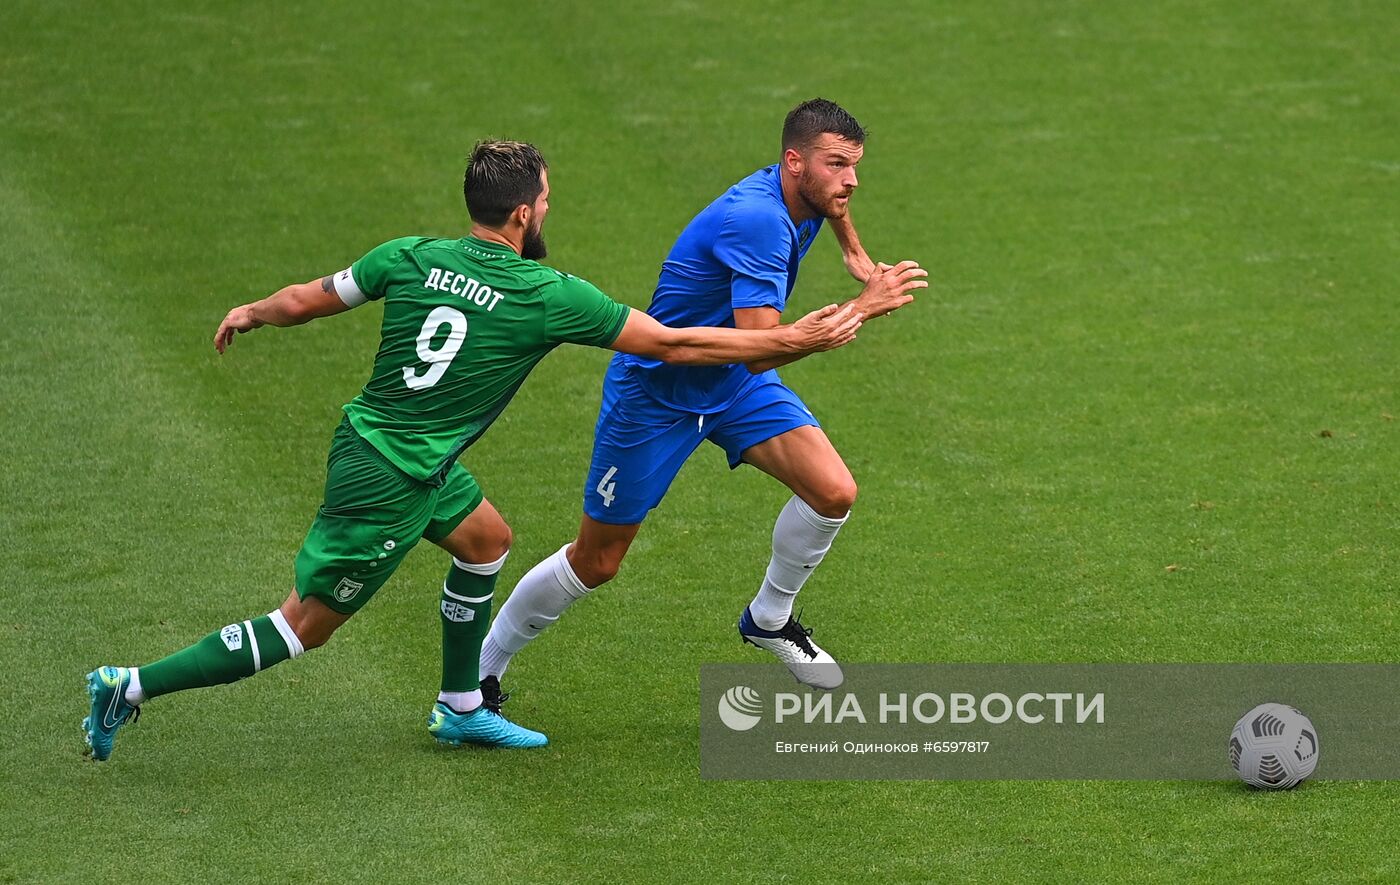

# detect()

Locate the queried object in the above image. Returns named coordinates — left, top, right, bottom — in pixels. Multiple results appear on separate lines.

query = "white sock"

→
left=124, top=667, right=147, bottom=705
left=749, top=496, right=848, bottom=630
left=480, top=544, right=592, bottom=679
left=437, top=689, right=483, bottom=713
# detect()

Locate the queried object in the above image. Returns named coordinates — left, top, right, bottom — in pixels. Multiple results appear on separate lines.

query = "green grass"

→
left=4, top=0, right=1399, bottom=880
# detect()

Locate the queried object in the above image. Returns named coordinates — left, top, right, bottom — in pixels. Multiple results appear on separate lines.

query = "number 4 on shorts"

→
left=596, top=466, right=618, bottom=508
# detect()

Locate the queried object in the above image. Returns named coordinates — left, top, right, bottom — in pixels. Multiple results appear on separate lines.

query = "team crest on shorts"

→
left=333, top=577, right=365, bottom=603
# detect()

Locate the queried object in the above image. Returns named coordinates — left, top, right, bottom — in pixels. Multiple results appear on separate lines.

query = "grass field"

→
left=4, top=0, right=1399, bottom=881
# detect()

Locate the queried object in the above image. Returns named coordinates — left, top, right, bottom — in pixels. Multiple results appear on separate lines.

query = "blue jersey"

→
left=615, top=164, right=824, bottom=413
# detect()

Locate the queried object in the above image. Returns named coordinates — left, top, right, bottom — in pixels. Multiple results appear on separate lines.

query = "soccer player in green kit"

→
left=82, top=140, right=871, bottom=757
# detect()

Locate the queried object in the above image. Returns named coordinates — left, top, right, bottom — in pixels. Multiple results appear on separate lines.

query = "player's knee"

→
left=569, top=547, right=622, bottom=589
left=573, top=559, right=619, bottom=589
left=809, top=479, right=857, bottom=518
left=286, top=609, right=340, bottom=650
left=487, top=521, right=514, bottom=561
left=280, top=592, right=348, bottom=651
left=297, top=625, right=334, bottom=651
left=457, top=514, right=512, bottom=562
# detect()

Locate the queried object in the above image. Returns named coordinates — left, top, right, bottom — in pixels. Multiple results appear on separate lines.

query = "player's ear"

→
left=511, top=202, right=531, bottom=229
left=782, top=147, right=805, bottom=175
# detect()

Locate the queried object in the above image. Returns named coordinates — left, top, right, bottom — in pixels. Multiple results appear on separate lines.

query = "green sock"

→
left=138, top=610, right=304, bottom=700
left=440, top=555, right=503, bottom=694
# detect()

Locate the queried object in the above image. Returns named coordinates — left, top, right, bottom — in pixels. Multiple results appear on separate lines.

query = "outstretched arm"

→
left=737, top=260, right=928, bottom=374
left=609, top=304, right=861, bottom=366
left=214, top=275, right=354, bottom=353
left=829, top=212, right=876, bottom=283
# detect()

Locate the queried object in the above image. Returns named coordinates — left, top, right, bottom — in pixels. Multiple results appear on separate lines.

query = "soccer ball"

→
left=1228, top=703, right=1319, bottom=790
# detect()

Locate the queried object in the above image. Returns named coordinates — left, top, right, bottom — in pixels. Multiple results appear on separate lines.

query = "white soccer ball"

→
left=1228, top=703, right=1319, bottom=790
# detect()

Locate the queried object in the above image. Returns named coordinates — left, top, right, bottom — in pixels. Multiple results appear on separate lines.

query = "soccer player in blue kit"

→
left=480, top=99, right=926, bottom=696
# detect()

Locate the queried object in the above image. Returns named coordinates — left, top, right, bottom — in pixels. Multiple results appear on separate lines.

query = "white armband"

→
left=332, top=267, right=367, bottom=307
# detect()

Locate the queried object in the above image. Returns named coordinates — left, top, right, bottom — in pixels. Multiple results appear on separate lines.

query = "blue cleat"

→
left=83, top=666, right=140, bottom=761
left=427, top=702, right=548, bottom=749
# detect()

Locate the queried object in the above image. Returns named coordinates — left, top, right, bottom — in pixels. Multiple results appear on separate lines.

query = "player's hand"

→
left=843, top=250, right=877, bottom=284
left=214, top=305, right=263, bottom=354
left=855, top=260, right=927, bottom=319
left=791, top=302, right=863, bottom=352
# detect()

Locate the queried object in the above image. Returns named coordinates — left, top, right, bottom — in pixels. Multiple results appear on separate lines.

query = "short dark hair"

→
left=782, top=98, right=865, bottom=153
left=463, top=140, right=547, bottom=226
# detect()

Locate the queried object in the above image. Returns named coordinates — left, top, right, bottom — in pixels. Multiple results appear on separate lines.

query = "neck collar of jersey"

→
left=462, top=236, right=517, bottom=258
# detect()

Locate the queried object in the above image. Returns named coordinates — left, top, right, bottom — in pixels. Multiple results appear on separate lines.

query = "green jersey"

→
left=333, top=236, right=630, bottom=484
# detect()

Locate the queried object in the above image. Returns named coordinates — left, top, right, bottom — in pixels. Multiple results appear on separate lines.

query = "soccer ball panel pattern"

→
left=1228, top=703, right=1320, bottom=790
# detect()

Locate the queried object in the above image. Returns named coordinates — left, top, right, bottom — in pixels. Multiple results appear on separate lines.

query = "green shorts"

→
left=294, top=418, right=483, bottom=613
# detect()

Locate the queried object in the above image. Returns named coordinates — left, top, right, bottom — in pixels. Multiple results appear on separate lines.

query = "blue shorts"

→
left=583, top=362, right=820, bottom=525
